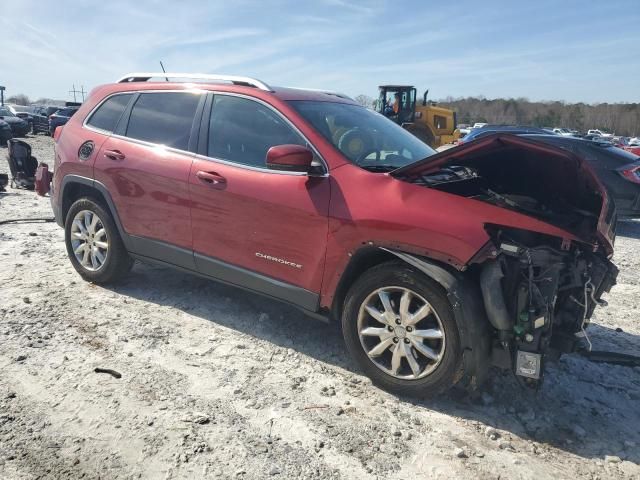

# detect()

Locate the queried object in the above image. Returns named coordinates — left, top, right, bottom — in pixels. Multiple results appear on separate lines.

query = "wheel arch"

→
left=333, top=246, right=492, bottom=388
left=59, top=175, right=131, bottom=249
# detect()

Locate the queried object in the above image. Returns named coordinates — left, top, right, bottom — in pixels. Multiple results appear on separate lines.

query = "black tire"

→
left=64, top=198, right=133, bottom=283
left=342, top=261, right=463, bottom=397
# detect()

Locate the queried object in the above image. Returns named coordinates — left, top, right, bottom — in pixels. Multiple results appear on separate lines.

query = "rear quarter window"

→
left=86, top=94, right=133, bottom=133
left=125, top=92, right=201, bottom=151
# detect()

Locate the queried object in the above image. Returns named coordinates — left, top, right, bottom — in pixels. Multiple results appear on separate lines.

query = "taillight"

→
left=619, top=164, right=640, bottom=184
left=53, top=126, right=63, bottom=142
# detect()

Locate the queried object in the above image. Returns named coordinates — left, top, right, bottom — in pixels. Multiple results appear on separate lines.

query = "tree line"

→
left=4, top=94, right=60, bottom=106
left=436, top=96, right=640, bottom=136
left=8, top=91, right=640, bottom=137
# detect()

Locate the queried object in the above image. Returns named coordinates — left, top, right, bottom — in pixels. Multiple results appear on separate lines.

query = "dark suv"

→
left=38, top=73, right=618, bottom=396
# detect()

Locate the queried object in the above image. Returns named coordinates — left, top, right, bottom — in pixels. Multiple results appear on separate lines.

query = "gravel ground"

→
left=1, top=135, right=639, bottom=480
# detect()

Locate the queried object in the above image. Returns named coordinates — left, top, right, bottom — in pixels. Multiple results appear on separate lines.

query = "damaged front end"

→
left=393, top=134, right=619, bottom=386
left=479, top=227, right=617, bottom=385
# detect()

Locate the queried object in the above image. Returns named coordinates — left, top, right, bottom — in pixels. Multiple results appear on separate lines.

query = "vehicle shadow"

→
left=105, top=261, right=640, bottom=464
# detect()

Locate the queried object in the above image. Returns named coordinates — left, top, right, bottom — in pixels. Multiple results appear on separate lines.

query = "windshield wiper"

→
left=360, top=164, right=400, bottom=172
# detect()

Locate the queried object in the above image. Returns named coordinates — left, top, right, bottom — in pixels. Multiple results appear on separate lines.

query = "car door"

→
left=93, top=91, right=205, bottom=267
left=189, top=93, right=330, bottom=309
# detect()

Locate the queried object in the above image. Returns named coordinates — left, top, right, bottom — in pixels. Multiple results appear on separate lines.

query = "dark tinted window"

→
left=87, top=94, right=132, bottom=132
left=57, top=108, right=78, bottom=117
left=126, top=92, right=200, bottom=150
left=208, top=95, right=305, bottom=167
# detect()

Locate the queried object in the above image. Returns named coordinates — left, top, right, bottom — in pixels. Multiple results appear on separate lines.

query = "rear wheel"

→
left=64, top=198, right=133, bottom=283
left=342, top=261, right=463, bottom=397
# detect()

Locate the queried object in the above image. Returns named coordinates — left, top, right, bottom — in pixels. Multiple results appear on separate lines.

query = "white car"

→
left=553, top=128, right=574, bottom=136
left=587, top=129, right=613, bottom=138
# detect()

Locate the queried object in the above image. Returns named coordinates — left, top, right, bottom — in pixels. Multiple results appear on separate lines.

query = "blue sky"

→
left=1, top=0, right=639, bottom=104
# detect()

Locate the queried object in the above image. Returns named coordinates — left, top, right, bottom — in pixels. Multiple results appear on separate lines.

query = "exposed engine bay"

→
left=393, top=135, right=619, bottom=385
left=409, top=154, right=603, bottom=243
left=479, top=227, right=617, bottom=386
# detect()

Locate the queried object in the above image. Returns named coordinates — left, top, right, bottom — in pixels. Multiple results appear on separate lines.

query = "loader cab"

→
left=377, top=85, right=416, bottom=125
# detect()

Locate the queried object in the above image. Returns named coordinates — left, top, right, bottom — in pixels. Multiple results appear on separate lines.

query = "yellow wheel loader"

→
left=376, top=85, right=460, bottom=148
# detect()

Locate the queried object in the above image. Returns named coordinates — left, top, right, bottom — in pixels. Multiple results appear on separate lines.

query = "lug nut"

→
left=406, top=326, right=413, bottom=332
left=403, top=338, right=410, bottom=344
left=395, top=318, right=401, bottom=325
left=393, top=337, right=399, bottom=343
left=387, top=326, right=393, bottom=332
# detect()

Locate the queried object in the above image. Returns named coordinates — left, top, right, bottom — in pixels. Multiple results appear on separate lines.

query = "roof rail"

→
left=282, top=86, right=353, bottom=100
left=116, top=72, right=272, bottom=91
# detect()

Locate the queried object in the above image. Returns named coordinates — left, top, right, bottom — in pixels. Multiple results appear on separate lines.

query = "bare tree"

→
left=6, top=94, right=30, bottom=105
left=354, top=94, right=375, bottom=109
left=34, top=98, right=60, bottom=105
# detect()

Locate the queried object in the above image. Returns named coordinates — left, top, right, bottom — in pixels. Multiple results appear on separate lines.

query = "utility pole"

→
left=69, top=84, right=86, bottom=103
left=0, top=85, right=5, bottom=105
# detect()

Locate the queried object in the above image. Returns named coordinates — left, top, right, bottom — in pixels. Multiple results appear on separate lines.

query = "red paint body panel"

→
left=189, top=158, right=330, bottom=293
left=317, top=162, right=595, bottom=308
left=93, top=138, right=194, bottom=249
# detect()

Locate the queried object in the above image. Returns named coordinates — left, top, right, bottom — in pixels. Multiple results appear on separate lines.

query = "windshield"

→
left=0, top=107, right=17, bottom=117
left=288, top=100, right=435, bottom=171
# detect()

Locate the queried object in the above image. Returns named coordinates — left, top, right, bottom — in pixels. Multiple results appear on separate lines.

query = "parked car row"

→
left=0, top=104, right=80, bottom=137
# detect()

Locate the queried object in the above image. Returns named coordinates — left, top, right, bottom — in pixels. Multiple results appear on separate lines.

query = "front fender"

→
left=382, top=248, right=492, bottom=388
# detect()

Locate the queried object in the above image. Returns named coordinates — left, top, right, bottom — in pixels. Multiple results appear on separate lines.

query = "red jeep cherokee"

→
left=42, top=73, right=618, bottom=396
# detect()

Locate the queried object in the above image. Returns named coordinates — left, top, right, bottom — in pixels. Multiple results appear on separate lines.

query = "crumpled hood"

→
left=392, top=134, right=615, bottom=256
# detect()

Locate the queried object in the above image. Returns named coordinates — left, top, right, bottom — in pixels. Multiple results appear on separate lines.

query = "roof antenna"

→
left=159, top=61, right=169, bottom=82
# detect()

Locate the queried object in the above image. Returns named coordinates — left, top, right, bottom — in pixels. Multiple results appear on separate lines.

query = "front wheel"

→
left=342, top=261, right=463, bottom=397
left=64, top=198, right=133, bottom=283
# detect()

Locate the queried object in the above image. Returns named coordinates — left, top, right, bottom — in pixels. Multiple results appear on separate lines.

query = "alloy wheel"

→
left=70, top=210, right=109, bottom=271
left=357, top=286, right=446, bottom=380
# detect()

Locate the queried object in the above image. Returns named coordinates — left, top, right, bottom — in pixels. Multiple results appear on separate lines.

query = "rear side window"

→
left=125, top=92, right=200, bottom=151
left=208, top=95, right=304, bottom=167
left=87, top=94, right=132, bottom=133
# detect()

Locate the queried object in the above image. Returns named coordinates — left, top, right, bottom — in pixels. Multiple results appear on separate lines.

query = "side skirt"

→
left=127, top=236, right=324, bottom=321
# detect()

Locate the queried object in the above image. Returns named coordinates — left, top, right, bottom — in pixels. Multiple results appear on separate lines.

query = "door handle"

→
left=104, top=149, right=125, bottom=161
left=196, top=170, right=227, bottom=186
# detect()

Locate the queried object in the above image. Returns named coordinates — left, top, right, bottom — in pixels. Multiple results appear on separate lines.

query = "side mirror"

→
left=266, top=144, right=313, bottom=173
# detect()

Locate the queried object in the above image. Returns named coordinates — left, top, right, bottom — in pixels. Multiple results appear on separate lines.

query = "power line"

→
left=69, top=84, right=86, bottom=103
